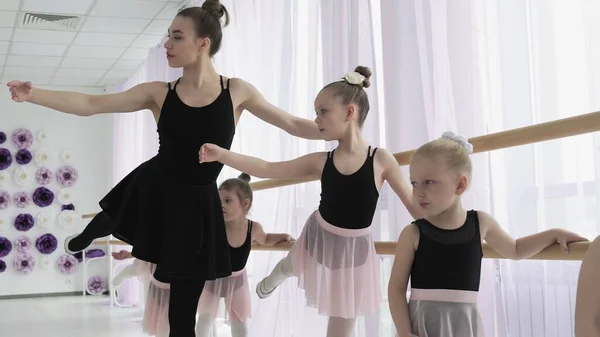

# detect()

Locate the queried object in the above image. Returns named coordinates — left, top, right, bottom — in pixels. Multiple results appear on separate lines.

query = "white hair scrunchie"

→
left=441, top=131, right=474, bottom=154
left=343, top=71, right=365, bottom=86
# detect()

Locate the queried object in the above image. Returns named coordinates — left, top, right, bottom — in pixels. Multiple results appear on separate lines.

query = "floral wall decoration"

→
left=35, top=234, right=58, bottom=254
left=32, top=187, right=54, bottom=207
left=13, top=192, right=30, bottom=208
left=15, top=149, right=32, bottom=165
left=0, top=191, right=9, bottom=210
left=14, top=236, right=32, bottom=253
left=86, top=249, right=105, bottom=259
left=14, top=214, right=34, bottom=231
left=87, top=276, right=107, bottom=295
left=12, top=129, right=33, bottom=150
left=57, top=254, right=78, bottom=274
left=0, top=128, right=80, bottom=278
left=0, top=237, right=12, bottom=258
left=0, top=171, right=7, bottom=187
left=0, top=148, right=12, bottom=171
left=14, top=253, right=35, bottom=274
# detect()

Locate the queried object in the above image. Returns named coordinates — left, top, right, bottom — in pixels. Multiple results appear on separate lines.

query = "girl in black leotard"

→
left=7, top=2, right=321, bottom=336
left=200, top=66, right=422, bottom=337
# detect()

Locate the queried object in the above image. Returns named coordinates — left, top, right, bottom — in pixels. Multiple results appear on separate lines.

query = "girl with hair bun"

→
left=8, top=1, right=321, bottom=335
left=200, top=66, right=422, bottom=337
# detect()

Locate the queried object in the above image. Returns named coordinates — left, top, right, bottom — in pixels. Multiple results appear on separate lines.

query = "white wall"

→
left=0, top=86, right=113, bottom=296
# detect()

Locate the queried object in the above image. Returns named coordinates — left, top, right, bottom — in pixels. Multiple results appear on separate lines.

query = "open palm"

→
left=7, top=81, right=33, bottom=102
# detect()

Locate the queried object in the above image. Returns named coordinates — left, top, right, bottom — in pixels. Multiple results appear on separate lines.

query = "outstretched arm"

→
left=252, top=222, right=294, bottom=246
left=575, top=235, right=600, bottom=336
left=200, top=143, right=325, bottom=180
left=236, top=79, right=322, bottom=140
left=389, top=224, right=418, bottom=337
left=480, top=211, right=587, bottom=259
left=8, top=80, right=161, bottom=117
left=378, top=148, right=422, bottom=219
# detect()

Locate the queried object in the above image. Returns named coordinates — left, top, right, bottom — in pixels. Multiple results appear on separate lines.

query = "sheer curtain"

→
left=107, top=0, right=600, bottom=336
left=375, top=0, right=600, bottom=336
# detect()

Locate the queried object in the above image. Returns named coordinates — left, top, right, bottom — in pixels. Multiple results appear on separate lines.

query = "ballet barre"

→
left=89, top=239, right=589, bottom=261
left=81, top=110, right=600, bottom=261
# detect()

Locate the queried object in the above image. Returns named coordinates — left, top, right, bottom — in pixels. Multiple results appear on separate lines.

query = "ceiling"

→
left=0, top=0, right=186, bottom=88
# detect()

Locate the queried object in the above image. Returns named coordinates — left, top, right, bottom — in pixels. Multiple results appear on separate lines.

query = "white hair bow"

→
left=343, top=72, right=365, bottom=86
left=441, top=131, right=474, bottom=154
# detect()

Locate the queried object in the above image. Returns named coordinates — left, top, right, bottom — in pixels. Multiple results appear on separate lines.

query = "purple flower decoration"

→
left=12, top=128, right=33, bottom=149
left=0, top=191, right=9, bottom=210
left=35, top=167, right=52, bottom=185
left=0, top=260, right=5, bottom=273
left=15, top=149, right=32, bottom=165
left=0, top=237, right=12, bottom=258
left=13, top=192, right=31, bottom=208
left=14, top=236, right=32, bottom=253
left=0, top=148, right=12, bottom=171
left=61, top=203, right=75, bottom=211
left=87, top=276, right=107, bottom=295
left=14, top=214, right=34, bottom=232
left=56, top=166, right=78, bottom=187
left=57, top=254, right=78, bottom=274
left=35, top=233, right=58, bottom=255
left=71, top=252, right=83, bottom=263
left=86, top=249, right=105, bottom=259
left=13, top=253, right=35, bottom=274
left=0, top=132, right=6, bottom=144
left=32, top=187, right=54, bottom=208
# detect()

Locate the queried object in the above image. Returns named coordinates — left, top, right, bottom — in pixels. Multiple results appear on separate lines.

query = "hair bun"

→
left=201, top=0, right=229, bottom=26
left=238, top=173, right=251, bottom=182
left=354, top=66, right=372, bottom=88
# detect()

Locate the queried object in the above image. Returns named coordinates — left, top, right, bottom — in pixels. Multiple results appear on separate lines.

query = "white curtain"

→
left=376, top=0, right=600, bottom=336
left=107, top=0, right=600, bottom=336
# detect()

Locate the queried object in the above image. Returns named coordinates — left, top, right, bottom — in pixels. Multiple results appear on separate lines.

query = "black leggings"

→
left=169, top=277, right=206, bottom=337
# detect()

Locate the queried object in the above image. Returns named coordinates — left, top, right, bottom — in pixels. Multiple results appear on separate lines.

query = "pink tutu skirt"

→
left=289, top=210, right=381, bottom=318
left=134, top=260, right=171, bottom=337
left=198, top=268, right=252, bottom=322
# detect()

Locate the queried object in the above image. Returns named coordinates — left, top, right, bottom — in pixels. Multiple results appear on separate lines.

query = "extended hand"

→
left=7, top=80, right=33, bottom=102
left=199, top=143, right=223, bottom=163
left=111, top=250, right=133, bottom=260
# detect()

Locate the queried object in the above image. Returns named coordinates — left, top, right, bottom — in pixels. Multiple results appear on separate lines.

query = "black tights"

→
left=168, top=277, right=206, bottom=337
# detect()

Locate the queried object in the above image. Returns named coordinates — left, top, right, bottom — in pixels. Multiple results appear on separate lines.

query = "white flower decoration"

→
left=0, top=217, right=7, bottom=233
left=60, top=151, right=73, bottom=164
left=58, top=210, right=80, bottom=230
left=37, top=212, right=52, bottom=229
left=39, top=257, right=51, bottom=269
left=34, top=148, right=51, bottom=166
left=0, top=171, right=7, bottom=188
left=13, top=167, right=32, bottom=187
left=37, top=130, right=48, bottom=143
left=441, top=131, right=474, bottom=154
left=343, top=71, right=366, bottom=86
left=57, top=188, right=73, bottom=205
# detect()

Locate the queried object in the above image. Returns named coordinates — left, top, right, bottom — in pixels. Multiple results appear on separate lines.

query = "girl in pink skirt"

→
left=111, top=173, right=293, bottom=337
left=199, top=66, right=422, bottom=337
left=388, top=132, right=587, bottom=337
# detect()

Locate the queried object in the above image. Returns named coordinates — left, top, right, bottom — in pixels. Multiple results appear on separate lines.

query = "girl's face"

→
left=313, top=88, right=356, bottom=141
left=409, top=154, right=468, bottom=217
left=219, top=189, right=249, bottom=222
left=164, top=16, right=210, bottom=68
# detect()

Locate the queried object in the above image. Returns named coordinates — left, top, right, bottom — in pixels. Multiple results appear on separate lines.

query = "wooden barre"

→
left=81, top=110, right=600, bottom=220
left=250, top=110, right=600, bottom=191
left=92, top=239, right=589, bottom=261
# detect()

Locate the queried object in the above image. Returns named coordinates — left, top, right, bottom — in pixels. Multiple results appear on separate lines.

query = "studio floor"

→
left=0, top=296, right=232, bottom=337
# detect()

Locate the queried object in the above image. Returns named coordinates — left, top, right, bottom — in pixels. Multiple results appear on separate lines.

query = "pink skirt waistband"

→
left=314, top=210, right=372, bottom=237
left=410, top=288, right=478, bottom=304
